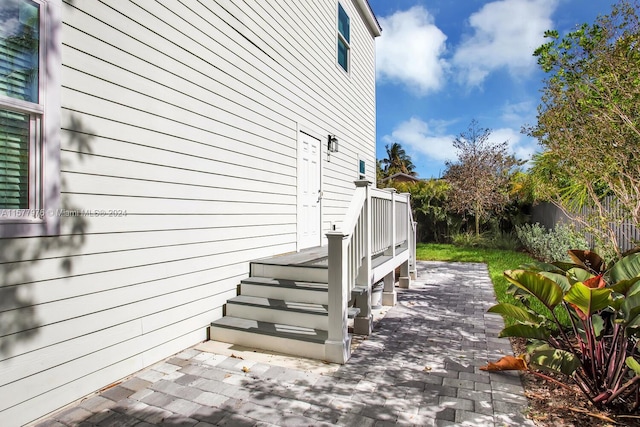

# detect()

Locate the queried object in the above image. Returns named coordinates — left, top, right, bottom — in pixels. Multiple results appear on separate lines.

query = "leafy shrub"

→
left=450, top=231, right=487, bottom=248
left=450, top=230, right=521, bottom=251
left=484, top=250, right=640, bottom=412
left=486, top=231, right=522, bottom=251
left=516, top=222, right=588, bottom=262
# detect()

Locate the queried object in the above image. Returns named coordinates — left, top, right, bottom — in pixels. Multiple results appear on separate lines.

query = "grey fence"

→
left=531, top=197, right=640, bottom=252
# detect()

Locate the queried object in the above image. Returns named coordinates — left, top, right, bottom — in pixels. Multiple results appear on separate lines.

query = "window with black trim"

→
left=337, top=3, right=350, bottom=72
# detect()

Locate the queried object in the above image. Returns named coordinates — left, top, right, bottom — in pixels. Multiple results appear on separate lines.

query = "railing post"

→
left=382, top=189, right=397, bottom=306
left=325, top=230, right=351, bottom=364
left=399, top=193, right=412, bottom=289
left=354, top=180, right=372, bottom=335
left=384, top=189, right=396, bottom=257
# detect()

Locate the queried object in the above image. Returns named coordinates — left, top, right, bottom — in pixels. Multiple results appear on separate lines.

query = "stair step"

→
left=241, top=277, right=328, bottom=305
left=209, top=316, right=327, bottom=360
left=226, top=295, right=328, bottom=329
left=250, top=263, right=327, bottom=283
left=242, top=276, right=328, bottom=291
left=228, top=295, right=328, bottom=314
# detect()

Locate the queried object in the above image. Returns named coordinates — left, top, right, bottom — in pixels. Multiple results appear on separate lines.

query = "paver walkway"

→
left=34, top=261, right=534, bottom=427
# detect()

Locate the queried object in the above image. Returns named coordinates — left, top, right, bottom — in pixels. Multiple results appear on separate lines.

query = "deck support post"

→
left=382, top=270, right=396, bottom=306
left=325, top=231, right=351, bottom=364
left=399, top=259, right=411, bottom=289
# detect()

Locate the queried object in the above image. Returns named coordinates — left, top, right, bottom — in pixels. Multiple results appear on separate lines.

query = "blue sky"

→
left=368, top=0, right=619, bottom=178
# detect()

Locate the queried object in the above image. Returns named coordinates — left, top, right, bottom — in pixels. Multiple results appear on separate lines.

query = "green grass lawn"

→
left=416, top=243, right=568, bottom=326
left=416, top=243, right=533, bottom=304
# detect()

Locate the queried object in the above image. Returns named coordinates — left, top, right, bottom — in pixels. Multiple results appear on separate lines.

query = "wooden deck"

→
left=252, top=245, right=409, bottom=280
left=252, top=246, right=328, bottom=267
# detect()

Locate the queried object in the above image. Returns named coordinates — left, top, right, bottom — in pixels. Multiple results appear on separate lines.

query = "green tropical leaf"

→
left=607, top=253, right=640, bottom=284
left=627, top=281, right=640, bottom=298
left=504, top=270, right=564, bottom=310
left=525, top=340, right=549, bottom=354
left=488, top=303, right=540, bottom=325
left=591, top=314, right=605, bottom=338
left=623, top=293, right=640, bottom=327
left=530, top=346, right=580, bottom=375
left=626, top=357, right=640, bottom=376
left=521, top=261, right=566, bottom=274
left=566, top=267, right=593, bottom=285
left=610, top=277, right=640, bottom=296
left=552, top=261, right=581, bottom=272
left=499, top=324, right=551, bottom=340
left=564, top=282, right=612, bottom=318
left=578, top=314, right=605, bottom=341
left=539, top=271, right=571, bottom=292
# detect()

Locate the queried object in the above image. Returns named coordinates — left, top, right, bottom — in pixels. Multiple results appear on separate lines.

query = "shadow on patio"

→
left=34, top=261, right=534, bottom=426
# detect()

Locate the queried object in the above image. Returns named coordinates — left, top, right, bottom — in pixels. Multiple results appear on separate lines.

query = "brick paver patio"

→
left=34, top=261, right=534, bottom=427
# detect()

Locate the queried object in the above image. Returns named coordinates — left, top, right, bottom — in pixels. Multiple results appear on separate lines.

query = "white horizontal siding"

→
left=0, top=284, right=234, bottom=386
left=3, top=263, right=247, bottom=358
left=56, top=213, right=295, bottom=235
left=61, top=153, right=296, bottom=200
left=61, top=98, right=296, bottom=183
left=62, top=20, right=296, bottom=135
left=2, top=313, right=211, bottom=426
left=227, top=0, right=377, bottom=229
left=0, top=0, right=377, bottom=424
left=2, top=233, right=294, bottom=294
left=63, top=174, right=296, bottom=206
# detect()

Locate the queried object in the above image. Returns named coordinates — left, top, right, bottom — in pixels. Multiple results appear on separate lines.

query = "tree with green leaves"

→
left=390, top=179, right=456, bottom=242
left=375, top=160, right=385, bottom=187
left=380, top=142, right=417, bottom=178
left=529, top=0, right=640, bottom=257
left=444, top=120, right=520, bottom=236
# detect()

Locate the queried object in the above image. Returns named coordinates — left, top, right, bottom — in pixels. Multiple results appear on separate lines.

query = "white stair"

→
left=225, top=294, right=329, bottom=330
left=211, top=316, right=327, bottom=360
left=240, top=277, right=328, bottom=305
left=209, top=255, right=362, bottom=362
left=250, top=264, right=328, bottom=283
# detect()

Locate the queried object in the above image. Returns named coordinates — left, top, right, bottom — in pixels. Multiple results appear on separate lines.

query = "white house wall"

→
left=0, top=0, right=377, bottom=424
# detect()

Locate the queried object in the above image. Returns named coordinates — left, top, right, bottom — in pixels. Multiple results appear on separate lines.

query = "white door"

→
left=298, top=131, right=322, bottom=249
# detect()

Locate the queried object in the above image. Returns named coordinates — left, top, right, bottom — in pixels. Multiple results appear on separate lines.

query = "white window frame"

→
left=0, top=0, right=61, bottom=238
left=337, top=2, right=350, bottom=73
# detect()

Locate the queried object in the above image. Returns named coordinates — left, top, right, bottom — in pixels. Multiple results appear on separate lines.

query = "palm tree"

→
left=381, top=142, right=417, bottom=177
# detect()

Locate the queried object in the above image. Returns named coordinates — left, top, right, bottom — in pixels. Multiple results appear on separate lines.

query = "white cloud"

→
left=501, top=100, right=536, bottom=125
left=376, top=6, right=449, bottom=95
left=384, top=118, right=537, bottom=173
left=453, top=0, right=558, bottom=87
left=489, top=127, right=537, bottom=162
left=383, top=117, right=458, bottom=162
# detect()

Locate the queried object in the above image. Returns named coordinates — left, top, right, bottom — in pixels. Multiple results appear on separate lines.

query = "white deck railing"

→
left=325, top=180, right=416, bottom=363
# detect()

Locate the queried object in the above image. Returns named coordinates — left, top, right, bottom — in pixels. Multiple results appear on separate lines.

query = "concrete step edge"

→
left=211, top=316, right=327, bottom=344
